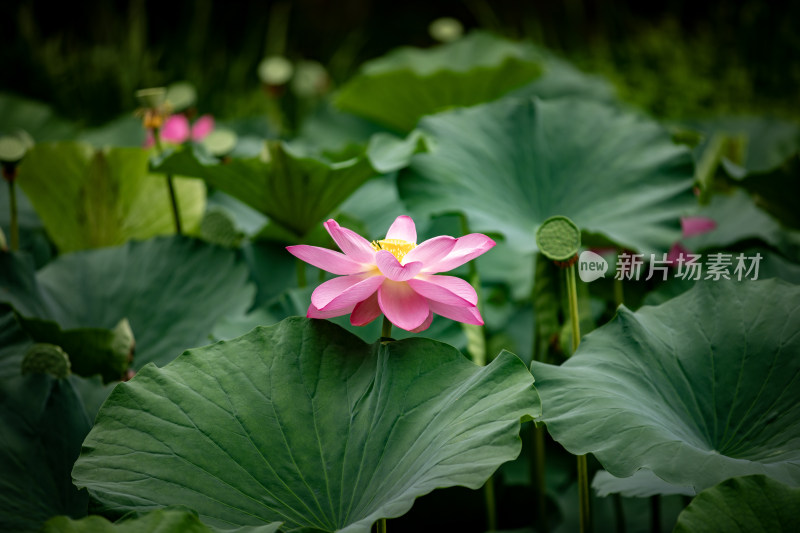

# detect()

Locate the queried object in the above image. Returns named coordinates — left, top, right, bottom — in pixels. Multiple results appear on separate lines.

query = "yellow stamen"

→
left=371, top=238, right=416, bottom=262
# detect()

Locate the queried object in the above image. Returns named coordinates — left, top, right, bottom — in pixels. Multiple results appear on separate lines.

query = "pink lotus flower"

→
left=144, top=114, right=214, bottom=148
left=667, top=216, right=717, bottom=264
left=287, top=216, right=496, bottom=332
left=680, top=216, right=716, bottom=238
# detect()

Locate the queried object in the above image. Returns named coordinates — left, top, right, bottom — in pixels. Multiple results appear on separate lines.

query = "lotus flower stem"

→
left=380, top=315, right=393, bottom=342
left=151, top=128, right=182, bottom=235
left=566, top=261, right=592, bottom=533
left=8, top=180, right=18, bottom=251
left=376, top=518, right=387, bottom=533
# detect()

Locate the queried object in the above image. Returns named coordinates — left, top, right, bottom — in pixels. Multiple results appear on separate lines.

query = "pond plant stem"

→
left=376, top=316, right=393, bottom=533
left=459, top=214, right=498, bottom=531
left=611, top=263, right=626, bottom=533
left=530, top=255, right=549, bottom=533
left=650, top=495, right=660, bottom=533
left=151, top=128, right=182, bottom=235
left=533, top=423, right=548, bottom=532
left=566, top=262, right=592, bottom=533
left=8, top=179, right=18, bottom=251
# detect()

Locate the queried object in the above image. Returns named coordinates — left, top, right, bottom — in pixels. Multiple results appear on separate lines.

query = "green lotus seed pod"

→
left=165, top=81, right=197, bottom=112
left=258, top=56, right=293, bottom=85
left=21, top=343, right=71, bottom=379
left=0, top=136, right=27, bottom=165
left=536, top=215, right=581, bottom=262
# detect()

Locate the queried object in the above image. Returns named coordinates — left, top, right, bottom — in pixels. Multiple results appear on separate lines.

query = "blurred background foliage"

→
left=1, top=0, right=797, bottom=126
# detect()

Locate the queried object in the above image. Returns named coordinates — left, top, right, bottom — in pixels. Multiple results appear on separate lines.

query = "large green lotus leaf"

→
left=0, top=92, right=77, bottom=141
left=682, top=189, right=796, bottom=255
left=642, top=249, right=800, bottom=308
left=673, top=475, right=800, bottom=533
left=294, top=100, right=396, bottom=154
left=73, top=318, right=540, bottom=532
left=733, top=154, right=800, bottom=230
left=42, top=508, right=281, bottom=533
left=0, top=184, right=54, bottom=266
left=0, top=373, right=91, bottom=532
left=42, top=509, right=213, bottom=533
left=0, top=252, right=50, bottom=318
left=688, top=117, right=800, bottom=228
left=17, top=142, right=206, bottom=253
left=532, top=279, right=800, bottom=492
left=688, top=116, right=800, bottom=176
left=592, top=469, right=695, bottom=498
left=0, top=304, right=31, bottom=380
left=150, top=141, right=376, bottom=238
left=504, top=44, right=615, bottom=104
left=335, top=32, right=544, bottom=132
left=0, top=237, right=254, bottom=369
left=399, top=97, right=696, bottom=254
left=76, top=115, right=147, bottom=148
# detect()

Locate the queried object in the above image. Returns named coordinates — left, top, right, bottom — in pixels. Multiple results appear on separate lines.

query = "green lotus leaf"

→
left=0, top=373, right=91, bottom=532
left=150, top=141, right=376, bottom=239
left=295, top=101, right=392, bottom=153
left=0, top=303, right=31, bottom=380
left=592, top=469, right=695, bottom=498
left=76, top=115, right=147, bottom=148
left=673, top=475, right=800, bottom=533
left=688, top=116, right=800, bottom=176
left=0, top=92, right=77, bottom=142
left=532, top=279, right=800, bottom=492
left=73, top=318, right=540, bottom=532
left=17, top=142, right=206, bottom=252
left=335, top=32, right=544, bottom=132
left=505, top=44, right=615, bottom=104
left=642, top=248, right=800, bottom=308
left=42, top=508, right=282, bottom=533
left=0, top=304, right=120, bottom=531
left=0, top=185, right=53, bottom=266
left=682, top=189, right=794, bottom=254
left=0, top=237, right=254, bottom=369
left=399, top=97, right=696, bottom=254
